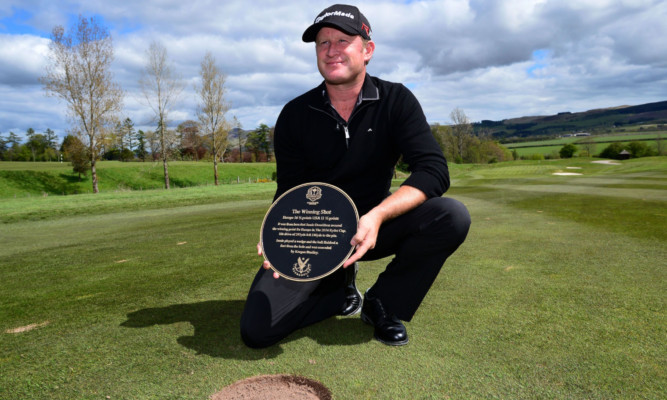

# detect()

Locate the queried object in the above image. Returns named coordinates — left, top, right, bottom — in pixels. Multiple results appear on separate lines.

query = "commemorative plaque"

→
left=260, top=182, right=359, bottom=282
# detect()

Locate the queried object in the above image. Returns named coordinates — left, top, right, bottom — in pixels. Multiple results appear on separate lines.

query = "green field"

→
left=0, top=161, right=277, bottom=198
left=504, top=131, right=665, bottom=158
left=1, top=158, right=665, bottom=399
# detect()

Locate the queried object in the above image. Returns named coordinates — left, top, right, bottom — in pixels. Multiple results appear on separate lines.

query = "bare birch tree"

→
left=196, top=52, right=231, bottom=185
left=450, top=107, right=473, bottom=163
left=41, top=15, right=123, bottom=193
left=139, top=41, right=183, bottom=189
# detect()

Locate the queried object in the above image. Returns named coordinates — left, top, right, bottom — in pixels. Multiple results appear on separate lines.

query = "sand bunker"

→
left=553, top=172, right=582, bottom=176
left=211, top=375, right=332, bottom=400
left=592, top=160, right=621, bottom=165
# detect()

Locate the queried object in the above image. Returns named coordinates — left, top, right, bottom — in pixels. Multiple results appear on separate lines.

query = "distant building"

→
left=619, top=149, right=631, bottom=160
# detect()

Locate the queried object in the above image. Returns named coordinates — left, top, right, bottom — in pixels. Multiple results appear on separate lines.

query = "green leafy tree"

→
left=4, top=132, right=21, bottom=161
left=123, top=118, right=136, bottom=156
left=135, top=130, right=148, bottom=161
left=62, top=134, right=90, bottom=179
left=627, top=141, right=654, bottom=158
left=0, top=133, right=7, bottom=160
left=247, top=124, right=271, bottom=162
left=26, top=128, right=36, bottom=161
left=559, top=143, right=578, bottom=158
left=44, top=128, right=59, bottom=161
left=599, top=142, right=625, bottom=159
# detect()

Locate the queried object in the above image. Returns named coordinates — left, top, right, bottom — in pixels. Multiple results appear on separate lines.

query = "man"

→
left=240, top=4, right=470, bottom=347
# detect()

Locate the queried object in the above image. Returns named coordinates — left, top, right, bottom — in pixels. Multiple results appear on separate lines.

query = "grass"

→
left=504, top=131, right=666, bottom=158
left=0, top=161, right=277, bottom=198
left=1, top=158, right=665, bottom=399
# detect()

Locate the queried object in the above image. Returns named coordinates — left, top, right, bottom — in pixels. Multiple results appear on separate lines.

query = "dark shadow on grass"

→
left=120, top=300, right=372, bottom=360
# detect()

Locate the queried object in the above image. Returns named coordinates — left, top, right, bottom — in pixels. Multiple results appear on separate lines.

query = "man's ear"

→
left=364, top=40, right=375, bottom=62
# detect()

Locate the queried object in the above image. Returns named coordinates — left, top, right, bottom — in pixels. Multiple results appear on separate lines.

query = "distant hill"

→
left=475, top=100, right=667, bottom=141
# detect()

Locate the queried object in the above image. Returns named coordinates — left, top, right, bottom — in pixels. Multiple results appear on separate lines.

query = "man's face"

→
left=315, top=27, right=374, bottom=86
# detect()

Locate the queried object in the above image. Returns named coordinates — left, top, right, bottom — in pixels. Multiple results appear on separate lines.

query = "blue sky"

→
left=1, top=0, right=666, bottom=141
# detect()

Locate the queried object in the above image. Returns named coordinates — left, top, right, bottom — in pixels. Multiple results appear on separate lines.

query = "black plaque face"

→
left=260, top=182, right=359, bottom=282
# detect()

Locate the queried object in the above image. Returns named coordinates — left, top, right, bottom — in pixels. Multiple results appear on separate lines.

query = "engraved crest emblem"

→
left=306, top=186, right=322, bottom=205
left=292, top=257, right=312, bottom=277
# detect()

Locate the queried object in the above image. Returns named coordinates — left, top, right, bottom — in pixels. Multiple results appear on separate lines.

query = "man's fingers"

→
left=257, top=243, right=278, bottom=279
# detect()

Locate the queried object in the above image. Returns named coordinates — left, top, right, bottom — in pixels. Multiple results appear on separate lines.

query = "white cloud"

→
left=0, top=0, right=666, bottom=141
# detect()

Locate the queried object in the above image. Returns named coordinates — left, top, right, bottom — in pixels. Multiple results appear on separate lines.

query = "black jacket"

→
left=273, top=74, right=449, bottom=216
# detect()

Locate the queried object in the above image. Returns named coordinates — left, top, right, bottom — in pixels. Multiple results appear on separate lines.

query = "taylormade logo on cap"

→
left=302, top=4, right=372, bottom=42
left=315, top=10, right=355, bottom=24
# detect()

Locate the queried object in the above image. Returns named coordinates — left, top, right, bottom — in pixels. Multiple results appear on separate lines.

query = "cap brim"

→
left=302, top=22, right=359, bottom=42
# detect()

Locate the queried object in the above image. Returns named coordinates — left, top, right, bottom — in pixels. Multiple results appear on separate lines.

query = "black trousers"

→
left=240, top=197, right=471, bottom=348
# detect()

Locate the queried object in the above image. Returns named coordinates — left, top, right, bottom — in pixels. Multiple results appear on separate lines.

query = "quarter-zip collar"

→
left=310, top=74, right=380, bottom=148
left=320, top=73, right=380, bottom=109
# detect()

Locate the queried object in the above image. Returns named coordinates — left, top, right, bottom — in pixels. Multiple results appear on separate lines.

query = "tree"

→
left=44, top=128, right=58, bottom=161
left=450, top=108, right=474, bottom=163
left=135, top=130, right=148, bottom=161
left=5, top=132, right=20, bottom=161
left=580, top=140, right=595, bottom=157
left=26, top=128, right=36, bottom=161
left=144, top=129, right=159, bottom=161
left=139, top=41, right=183, bottom=189
left=559, top=143, right=578, bottom=158
left=247, top=124, right=271, bottom=161
left=196, top=52, right=231, bottom=185
left=599, top=142, right=625, bottom=159
left=62, top=134, right=90, bottom=180
left=233, top=117, right=246, bottom=162
left=41, top=15, right=123, bottom=193
left=0, top=133, right=7, bottom=160
left=176, top=120, right=202, bottom=160
left=116, top=117, right=136, bottom=161
left=627, top=141, right=654, bottom=158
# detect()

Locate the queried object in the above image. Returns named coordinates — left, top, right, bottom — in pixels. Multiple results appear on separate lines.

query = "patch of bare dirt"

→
left=210, top=374, right=332, bottom=400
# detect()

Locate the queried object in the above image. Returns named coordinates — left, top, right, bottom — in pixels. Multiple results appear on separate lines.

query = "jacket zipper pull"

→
left=343, top=125, right=350, bottom=148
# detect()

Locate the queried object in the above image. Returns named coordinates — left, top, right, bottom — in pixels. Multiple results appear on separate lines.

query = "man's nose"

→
left=327, top=43, right=339, bottom=57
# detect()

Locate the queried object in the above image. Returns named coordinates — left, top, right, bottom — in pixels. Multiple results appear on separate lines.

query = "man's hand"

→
left=343, top=210, right=382, bottom=267
left=257, top=242, right=280, bottom=279
left=343, top=185, right=428, bottom=268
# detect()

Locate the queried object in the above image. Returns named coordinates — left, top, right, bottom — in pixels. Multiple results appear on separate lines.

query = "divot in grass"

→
left=5, top=321, right=50, bottom=334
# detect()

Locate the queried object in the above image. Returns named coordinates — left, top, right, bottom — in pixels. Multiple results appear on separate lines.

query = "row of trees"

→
left=430, top=108, right=513, bottom=164
left=517, top=139, right=664, bottom=161
left=0, top=120, right=273, bottom=165
left=38, top=15, right=247, bottom=193
left=0, top=128, right=59, bottom=161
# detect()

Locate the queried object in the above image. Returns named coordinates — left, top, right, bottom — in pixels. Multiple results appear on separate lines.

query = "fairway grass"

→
left=1, top=158, right=665, bottom=399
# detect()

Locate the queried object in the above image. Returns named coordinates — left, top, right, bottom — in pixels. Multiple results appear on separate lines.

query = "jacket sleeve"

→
left=391, top=84, right=450, bottom=198
left=272, top=101, right=307, bottom=201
